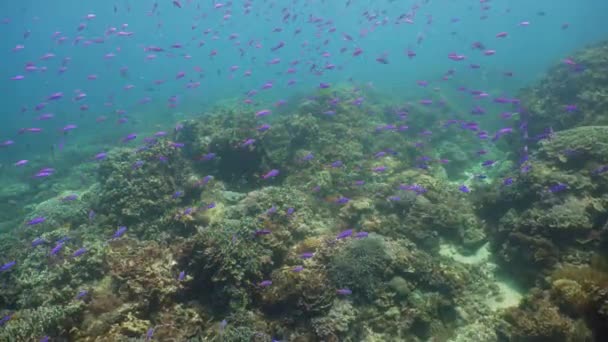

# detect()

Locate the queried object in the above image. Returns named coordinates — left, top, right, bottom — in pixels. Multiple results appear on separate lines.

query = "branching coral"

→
left=0, top=303, right=84, bottom=341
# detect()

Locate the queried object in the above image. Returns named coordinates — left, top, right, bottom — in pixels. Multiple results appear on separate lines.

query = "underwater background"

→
left=2, top=0, right=608, bottom=341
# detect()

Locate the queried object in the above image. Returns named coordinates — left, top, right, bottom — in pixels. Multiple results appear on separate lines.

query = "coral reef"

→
left=519, top=40, right=608, bottom=137
left=4, top=77, right=608, bottom=341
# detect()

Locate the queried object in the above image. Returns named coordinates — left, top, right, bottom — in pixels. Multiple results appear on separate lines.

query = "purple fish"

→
left=255, top=229, right=272, bottom=236
left=257, top=124, right=271, bottom=132
left=292, top=265, right=304, bottom=272
left=335, top=196, right=350, bottom=204
left=61, top=194, right=78, bottom=202
left=122, top=133, right=137, bottom=143
left=372, top=166, right=387, bottom=172
left=47, top=92, right=64, bottom=101
left=132, top=160, right=144, bottom=169
left=112, top=226, right=127, bottom=239
left=63, top=124, right=77, bottom=132
left=76, top=290, right=88, bottom=299
left=300, top=252, right=314, bottom=259
left=255, top=109, right=272, bottom=117
left=178, top=271, right=186, bottom=281
left=72, top=247, right=87, bottom=258
left=31, top=237, right=45, bottom=247
left=549, top=183, right=568, bottom=193
left=330, top=160, right=343, bottom=168
left=200, top=152, right=216, bottom=161
left=336, top=229, right=353, bottom=240
left=50, top=243, right=64, bottom=256
left=27, top=217, right=46, bottom=226
left=242, top=138, right=256, bottom=147
left=336, top=288, right=352, bottom=295
left=258, top=280, right=272, bottom=287
left=1, top=140, right=15, bottom=147
left=1, top=261, right=16, bottom=272
left=262, top=169, right=279, bottom=179
left=94, top=152, right=107, bottom=160
left=592, top=165, right=608, bottom=175
left=354, top=231, right=369, bottom=239
left=459, top=185, right=471, bottom=193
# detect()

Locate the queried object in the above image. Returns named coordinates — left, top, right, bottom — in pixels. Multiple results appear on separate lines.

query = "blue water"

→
left=2, top=0, right=608, bottom=340
left=2, top=0, right=607, bottom=161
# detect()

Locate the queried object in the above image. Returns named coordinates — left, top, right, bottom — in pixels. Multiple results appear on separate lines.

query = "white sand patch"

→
left=485, top=278, right=523, bottom=311
left=439, top=242, right=491, bottom=264
left=440, top=242, right=523, bottom=310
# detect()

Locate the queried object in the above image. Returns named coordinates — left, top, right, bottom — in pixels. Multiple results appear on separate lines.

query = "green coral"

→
left=520, top=40, right=608, bottom=136
left=0, top=303, right=84, bottom=341
left=95, top=140, right=195, bottom=237
left=311, top=299, right=359, bottom=340
left=328, top=236, right=391, bottom=300
left=539, top=126, right=608, bottom=165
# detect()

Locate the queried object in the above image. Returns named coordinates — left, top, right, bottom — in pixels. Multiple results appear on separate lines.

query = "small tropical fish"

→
left=255, top=109, right=271, bottom=117
left=300, top=252, right=314, bottom=259
left=88, top=210, right=96, bottom=222
left=27, top=217, right=46, bottom=226
left=336, top=229, right=353, bottom=240
left=50, top=243, right=64, bottom=256
left=200, top=152, right=216, bottom=161
left=258, top=280, right=272, bottom=287
left=592, top=165, right=608, bottom=175
left=354, top=232, right=369, bottom=239
left=262, top=169, right=279, bottom=179
left=72, top=247, right=87, bottom=258
left=111, top=226, right=127, bottom=239
left=122, top=133, right=137, bottom=143
left=1, top=261, right=16, bottom=272
left=336, top=288, right=352, bottom=295
left=372, top=166, right=387, bottom=172
left=31, top=238, right=45, bottom=247
left=76, top=290, right=88, bottom=299
left=61, top=194, right=78, bottom=202
left=335, top=196, right=350, bottom=204
left=330, top=160, right=343, bottom=168
left=549, top=183, right=568, bottom=193
left=459, top=185, right=471, bottom=193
